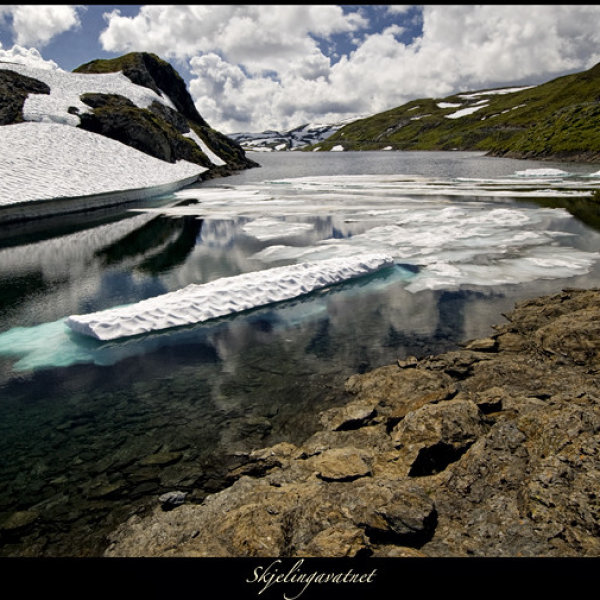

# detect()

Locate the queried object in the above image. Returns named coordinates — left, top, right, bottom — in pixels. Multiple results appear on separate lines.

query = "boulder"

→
left=392, top=399, right=488, bottom=476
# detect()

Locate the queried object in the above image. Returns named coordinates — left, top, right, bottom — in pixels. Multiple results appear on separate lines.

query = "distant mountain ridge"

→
left=229, top=115, right=368, bottom=151
left=309, top=62, right=600, bottom=162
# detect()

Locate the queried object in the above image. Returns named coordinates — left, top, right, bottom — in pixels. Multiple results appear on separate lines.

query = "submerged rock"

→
left=104, top=288, right=600, bottom=557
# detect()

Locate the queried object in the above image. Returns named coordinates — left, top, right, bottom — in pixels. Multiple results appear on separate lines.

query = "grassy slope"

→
left=310, top=62, right=600, bottom=161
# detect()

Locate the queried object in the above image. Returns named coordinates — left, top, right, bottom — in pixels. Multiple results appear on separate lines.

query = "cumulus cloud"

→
left=0, top=5, right=82, bottom=47
left=100, top=4, right=600, bottom=132
left=0, top=42, right=59, bottom=70
left=100, top=5, right=367, bottom=74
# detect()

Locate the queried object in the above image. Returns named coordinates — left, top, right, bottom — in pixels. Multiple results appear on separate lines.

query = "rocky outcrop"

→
left=74, top=52, right=207, bottom=126
left=0, top=69, right=49, bottom=125
left=77, top=93, right=214, bottom=168
left=73, top=52, right=258, bottom=176
left=104, top=288, right=600, bottom=557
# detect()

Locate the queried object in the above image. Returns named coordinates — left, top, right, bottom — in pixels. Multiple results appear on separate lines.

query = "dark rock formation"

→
left=74, top=52, right=207, bottom=126
left=104, top=288, right=600, bottom=557
left=72, top=52, right=258, bottom=175
left=0, top=69, right=49, bottom=125
left=78, top=93, right=213, bottom=168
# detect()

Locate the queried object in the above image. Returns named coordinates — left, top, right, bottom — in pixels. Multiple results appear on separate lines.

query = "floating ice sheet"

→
left=66, top=254, right=394, bottom=340
left=141, top=172, right=600, bottom=294
left=0, top=263, right=415, bottom=371
left=241, top=218, right=314, bottom=240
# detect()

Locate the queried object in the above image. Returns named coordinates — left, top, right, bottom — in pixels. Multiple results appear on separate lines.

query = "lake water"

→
left=1, top=150, right=600, bottom=556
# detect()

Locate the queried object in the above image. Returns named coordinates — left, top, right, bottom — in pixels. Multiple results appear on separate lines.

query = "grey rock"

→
left=159, top=491, right=187, bottom=510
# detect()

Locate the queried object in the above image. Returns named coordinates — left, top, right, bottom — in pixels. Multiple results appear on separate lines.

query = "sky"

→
left=1, top=5, right=600, bottom=134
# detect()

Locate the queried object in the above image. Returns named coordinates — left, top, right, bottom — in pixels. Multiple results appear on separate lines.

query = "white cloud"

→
left=100, top=5, right=600, bottom=133
left=0, top=43, right=59, bottom=70
left=386, top=6, right=414, bottom=15
left=100, top=5, right=367, bottom=74
left=0, top=5, right=82, bottom=47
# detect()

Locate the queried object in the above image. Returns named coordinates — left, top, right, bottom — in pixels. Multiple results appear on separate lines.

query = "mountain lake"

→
left=1, top=150, right=600, bottom=555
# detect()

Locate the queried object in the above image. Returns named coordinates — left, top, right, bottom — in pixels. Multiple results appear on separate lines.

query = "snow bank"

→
left=458, top=86, right=535, bottom=99
left=66, top=254, right=394, bottom=340
left=0, top=122, right=205, bottom=213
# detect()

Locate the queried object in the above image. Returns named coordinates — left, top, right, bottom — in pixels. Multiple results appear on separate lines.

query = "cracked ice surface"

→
left=0, top=122, right=205, bottom=206
left=66, top=254, right=394, bottom=340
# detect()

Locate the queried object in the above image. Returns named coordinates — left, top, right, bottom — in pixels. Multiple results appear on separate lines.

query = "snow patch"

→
left=1, top=61, right=177, bottom=127
left=330, top=145, right=345, bottom=151
left=458, top=86, right=535, bottom=99
left=182, top=129, right=226, bottom=166
left=445, top=103, right=489, bottom=119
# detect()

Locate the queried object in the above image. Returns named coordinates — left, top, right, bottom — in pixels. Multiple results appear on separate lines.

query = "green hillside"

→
left=309, top=62, right=600, bottom=161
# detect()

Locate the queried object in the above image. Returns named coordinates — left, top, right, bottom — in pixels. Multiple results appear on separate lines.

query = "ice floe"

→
left=241, top=218, right=314, bottom=241
left=66, top=254, right=394, bottom=340
left=150, top=172, right=600, bottom=294
left=514, top=168, right=569, bottom=177
left=0, top=261, right=414, bottom=371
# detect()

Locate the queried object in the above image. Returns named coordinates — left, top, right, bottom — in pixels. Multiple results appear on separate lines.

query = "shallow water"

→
left=1, top=151, right=600, bottom=556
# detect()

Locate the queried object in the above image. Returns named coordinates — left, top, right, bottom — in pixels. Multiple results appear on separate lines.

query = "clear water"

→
left=1, top=151, right=600, bottom=556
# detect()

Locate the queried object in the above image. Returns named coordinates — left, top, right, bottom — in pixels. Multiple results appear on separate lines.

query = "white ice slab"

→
left=66, top=254, right=394, bottom=340
left=241, top=218, right=314, bottom=240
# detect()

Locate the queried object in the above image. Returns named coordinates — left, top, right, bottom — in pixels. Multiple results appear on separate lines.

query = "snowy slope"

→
left=1, top=60, right=176, bottom=127
left=0, top=59, right=236, bottom=217
left=0, top=122, right=205, bottom=206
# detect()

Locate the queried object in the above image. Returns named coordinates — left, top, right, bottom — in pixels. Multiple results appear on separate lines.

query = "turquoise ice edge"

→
left=0, top=263, right=415, bottom=372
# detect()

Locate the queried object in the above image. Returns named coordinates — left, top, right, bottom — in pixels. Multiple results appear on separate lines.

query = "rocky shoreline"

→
left=105, top=287, right=600, bottom=557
